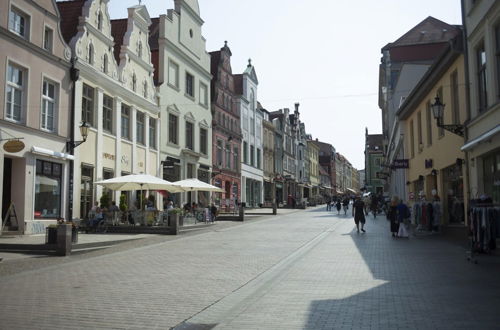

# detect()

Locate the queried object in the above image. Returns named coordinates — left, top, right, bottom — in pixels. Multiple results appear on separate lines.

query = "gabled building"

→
left=364, top=130, right=384, bottom=195
left=57, top=0, right=159, bottom=219
left=261, top=107, right=275, bottom=206
left=269, top=110, right=285, bottom=206
left=149, top=0, right=212, bottom=207
left=311, top=139, right=336, bottom=198
left=236, top=60, right=263, bottom=207
left=209, top=41, right=241, bottom=211
left=1, top=0, right=72, bottom=234
left=307, top=139, right=321, bottom=205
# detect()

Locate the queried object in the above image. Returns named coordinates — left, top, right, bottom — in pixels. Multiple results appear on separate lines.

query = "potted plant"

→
left=119, top=194, right=128, bottom=223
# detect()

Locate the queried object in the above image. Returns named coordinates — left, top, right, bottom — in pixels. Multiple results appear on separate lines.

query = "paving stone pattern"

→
left=1, top=207, right=500, bottom=329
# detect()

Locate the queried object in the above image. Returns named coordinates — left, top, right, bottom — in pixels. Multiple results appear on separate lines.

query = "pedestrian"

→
left=396, top=199, right=411, bottom=238
left=388, top=196, right=400, bottom=237
left=210, top=204, right=218, bottom=222
left=326, top=199, right=331, bottom=211
left=352, top=195, right=366, bottom=233
left=342, top=197, right=349, bottom=215
left=336, top=199, right=342, bottom=215
left=370, top=194, right=379, bottom=218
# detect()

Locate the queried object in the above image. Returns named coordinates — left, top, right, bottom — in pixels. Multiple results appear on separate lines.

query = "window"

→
left=168, top=60, right=179, bottom=88
left=149, top=118, right=156, bottom=149
left=103, top=54, right=108, bottom=73
left=233, top=146, right=239, bottom=171
left=136, top=112, right=145, bottom=145
left=410, top=120, right=415, bottom=158
left=200, top=128, right=207, bottom=155
left=97, top=11, right=103, bottom=30
left=43, top=26, right=53, bottom=52
left=216, top=140, right=223, bottom=166
left=496, top=25, right=500, bottom=99
left=132, top=74, right=137, bottom=92
left=426, top=101, right=432, bottom=146
left=35, top=160, right=62, bottom=219
left=477, top=44, right=487, bottom=113
left=5, top=63, right=24, bottom=123
left=225, top=144, right=231, bottom=168
left=168, top=114, right=178, bottom=144
left=88, top=44, right=94, bottom=64
left=250, top=145, right=255, bottom=166
left=243, top=142, right=248, bottom=164
left=102, top=168, right=114, bottom=197
left=250, top=117, right=255, bottom=135
left=9, top=7, right=29, bottom=39
left=185, top=121, right=194, bottom=150
left=137, top=41, right=142, bottom=58
left=143, top=81, right=148, bottom=98
left=199, top=83, right=208, bottom=106
left=41, top=79, right=56, bottom=132
left=103, top=94, right=113, bottom=133
left=257, top=148, right=261, bottom=169
left=82, top=84, right=94, bottom=126
left=121, top=104, right=130, bottom=139
left=417, top=111, right=422, bottom=151
left=451, top=71, right=460, bottom=124
left=186, top=72, right=194, bottom=97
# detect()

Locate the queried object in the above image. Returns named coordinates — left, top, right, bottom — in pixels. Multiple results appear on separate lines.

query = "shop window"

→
left=34, top=160, right=62, bottom=219
left=483, top=150, right=500, bottom=203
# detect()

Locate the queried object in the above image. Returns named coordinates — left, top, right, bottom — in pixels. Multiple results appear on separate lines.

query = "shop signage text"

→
left=392, top=159, right=409, bottom=168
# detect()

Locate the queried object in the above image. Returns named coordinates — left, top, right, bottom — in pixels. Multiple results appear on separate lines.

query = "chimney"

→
left=294, top=102, right=300, bottom=114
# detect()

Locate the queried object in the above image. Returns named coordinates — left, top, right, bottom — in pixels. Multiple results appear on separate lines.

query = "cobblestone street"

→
left=1, top=207, right=499, bottom=330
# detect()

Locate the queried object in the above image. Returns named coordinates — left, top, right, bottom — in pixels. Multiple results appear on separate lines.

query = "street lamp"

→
left=67, top=121, right=90, bottom=152
left=431, top=95, right=464, bottom=137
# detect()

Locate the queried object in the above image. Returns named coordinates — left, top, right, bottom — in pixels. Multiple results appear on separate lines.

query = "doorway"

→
left=2, top=158, right=12, bottom=220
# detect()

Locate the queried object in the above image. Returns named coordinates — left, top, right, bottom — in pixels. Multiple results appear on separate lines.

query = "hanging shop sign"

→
left=392, top=159, right=409, bottom=169
left=3, top=139, right=25, bottom=153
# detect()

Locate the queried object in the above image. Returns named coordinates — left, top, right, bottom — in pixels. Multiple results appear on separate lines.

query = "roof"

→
left=383, top=16, right=461, bottom=50
left=148, top=17, right=160, bottom=51
left=366, top=134, right=384, bottom=151
left=233, top=74, right=243, bottom=95
left=56, top=0, right=86, bottom=44
left=110, top=19, right=127, bottom=63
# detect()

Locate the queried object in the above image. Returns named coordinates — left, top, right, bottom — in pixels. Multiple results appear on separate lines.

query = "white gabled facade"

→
left=59, top=0, right=160, bottom=219
left=238, top=61, right=263, bottom=207
left=154, top=0, right=212, bottom=207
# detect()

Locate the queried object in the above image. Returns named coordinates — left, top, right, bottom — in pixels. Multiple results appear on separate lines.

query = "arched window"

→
left=88, top=44, right=94, bottom=64
left=97, top=11, right=103, bottom=30
left=132, top=74, right=137, bottom=92
left=137, top=41, right=142, bottom=58
left=103, top=54, right=108, bottom=73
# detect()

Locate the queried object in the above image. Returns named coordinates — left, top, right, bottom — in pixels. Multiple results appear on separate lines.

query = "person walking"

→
left=352, top=196, right=366, bottom=233
left=342, top=197, right=349, bottom=215
left=388, top=196, right=400, bottom=237
left=370, top=194, right=379, bottom=218
left=335, top=199, right=342, bottom=215
left=326, top=199, right=331, bottom=211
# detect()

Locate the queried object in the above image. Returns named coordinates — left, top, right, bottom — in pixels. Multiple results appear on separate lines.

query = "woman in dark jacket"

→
left=388, top=196, right=399, bottom=237
left=335, top=200, right=342, bottom=215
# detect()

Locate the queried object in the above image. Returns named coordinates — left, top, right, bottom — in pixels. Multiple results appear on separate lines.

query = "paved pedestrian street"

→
left=1, top=207, right=499, bottom=330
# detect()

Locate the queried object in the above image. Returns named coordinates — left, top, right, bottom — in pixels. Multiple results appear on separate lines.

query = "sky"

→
left=108, top=0, right=463, bottom=170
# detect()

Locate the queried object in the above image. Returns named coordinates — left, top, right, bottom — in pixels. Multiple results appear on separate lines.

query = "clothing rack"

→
left=467, top=203, right=500, bottom=264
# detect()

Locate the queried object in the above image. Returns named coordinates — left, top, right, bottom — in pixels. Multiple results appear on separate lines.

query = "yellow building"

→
left=397, top=34, right=468, bottom=227
left=307, top=140, right=321, bottom=204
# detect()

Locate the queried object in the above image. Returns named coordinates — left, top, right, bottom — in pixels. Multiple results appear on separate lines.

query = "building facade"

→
left=461, top=0, right=500, bottom=205
left=262, top=108, right=275, bottom=206
left=364, top=130, right=385, bottom=195
left=57, top=1, right=160, bottom=220
left=1, top=0, right=72, bottom=234
left=150, top=0, right=212, bottom=207
left=269, top=110, right=285, bottom=206
left=307, top=140, right=321, bottom=205
left=209, top=42, right=241, bottom=211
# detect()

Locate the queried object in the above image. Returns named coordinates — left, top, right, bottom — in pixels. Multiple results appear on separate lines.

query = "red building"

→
left=209, top=42, right=242, bottom=211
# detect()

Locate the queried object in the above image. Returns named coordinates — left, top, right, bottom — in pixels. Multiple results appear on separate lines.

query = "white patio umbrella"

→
left=94, top=174, right=185, bottom=209
left=173, top=178, right=225, bottom=193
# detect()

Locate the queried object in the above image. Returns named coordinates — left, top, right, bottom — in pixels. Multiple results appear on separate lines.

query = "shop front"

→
left=442, top=163, right=465, bottom=224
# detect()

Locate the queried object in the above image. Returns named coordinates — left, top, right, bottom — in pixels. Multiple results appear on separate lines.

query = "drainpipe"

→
left=67, top=57, right=80, bottom=221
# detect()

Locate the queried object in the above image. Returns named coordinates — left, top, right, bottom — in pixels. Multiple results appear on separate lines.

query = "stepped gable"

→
left=56, top=0, right=86, bottom=44
left=110, top=18, right=127, bottom=63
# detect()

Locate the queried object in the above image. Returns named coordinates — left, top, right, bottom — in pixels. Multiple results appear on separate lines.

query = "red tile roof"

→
left=110, top=19, right=128, bottom=64
left=56, top=0, right=86, bottom=44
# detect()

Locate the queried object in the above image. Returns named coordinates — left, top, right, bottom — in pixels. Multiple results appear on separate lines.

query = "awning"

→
left=32, top=146, right=75, bottom=160
left=461, top=124, right=500, bottom=151
left=336, top=190, right=343, bottom=194
left=346, top=188, right=356, bottom=193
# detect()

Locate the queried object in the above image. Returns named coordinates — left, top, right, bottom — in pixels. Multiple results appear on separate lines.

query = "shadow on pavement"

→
left=303, top=216, right=500, bottom=329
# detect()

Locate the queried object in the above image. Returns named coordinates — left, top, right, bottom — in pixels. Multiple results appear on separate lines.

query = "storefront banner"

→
left=392, top=159, right=409, bottom=168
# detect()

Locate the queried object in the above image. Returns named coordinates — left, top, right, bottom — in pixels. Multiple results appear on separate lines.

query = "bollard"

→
left=239, top=205, right=245, bottom=221
left=170, top=213, right=179, bottom=235
left=56, top=224, right=72, bottom=256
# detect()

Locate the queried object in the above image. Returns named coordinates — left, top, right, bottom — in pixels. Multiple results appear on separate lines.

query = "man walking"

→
left=352, top=195, right=366, bottom=233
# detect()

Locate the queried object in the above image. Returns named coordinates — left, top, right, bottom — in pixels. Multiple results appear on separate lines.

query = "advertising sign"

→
left=392, top=159, right=409, bottom=169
